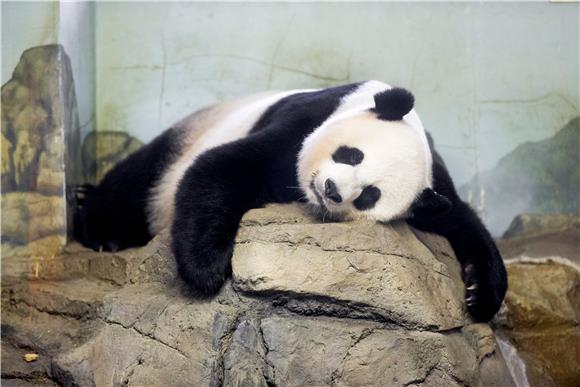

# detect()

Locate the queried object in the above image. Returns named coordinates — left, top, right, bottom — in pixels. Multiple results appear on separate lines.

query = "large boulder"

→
left=496, top=214, right=580, bottom=386
left=1, top=204, right=514, bottom=386
left=497, top=260, right=580, bottom=387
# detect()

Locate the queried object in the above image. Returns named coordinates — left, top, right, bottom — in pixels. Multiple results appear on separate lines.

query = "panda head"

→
left=297, top=87, right=430, bottom=222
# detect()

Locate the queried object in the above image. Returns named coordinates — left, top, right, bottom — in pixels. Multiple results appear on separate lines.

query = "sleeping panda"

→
left=75, top=80, right=507, bottom=322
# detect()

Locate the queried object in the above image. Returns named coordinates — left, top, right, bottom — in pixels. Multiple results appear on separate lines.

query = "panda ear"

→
left=372, top=87, right=414, bottom=121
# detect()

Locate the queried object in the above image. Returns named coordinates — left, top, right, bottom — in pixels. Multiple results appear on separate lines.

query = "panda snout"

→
left=324, top=179, right=342, bottom=203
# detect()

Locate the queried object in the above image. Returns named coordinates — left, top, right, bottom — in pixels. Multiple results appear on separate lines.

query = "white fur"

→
left=148, top=89, right=315, bottom=234
left=148, top=80, right=432, bottom=232
left=298, top=80, right=433, bottom=222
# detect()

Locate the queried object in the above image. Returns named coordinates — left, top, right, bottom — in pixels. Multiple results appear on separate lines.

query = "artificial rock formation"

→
left=497, top=260, right=580, bottom=387
left=1, top=44, right=80, bottom=251
left=81, top=130, right=143, bottom=184
left=1, top=204, right=514, bottom=386
left=496, top=214, right=580, bottom=387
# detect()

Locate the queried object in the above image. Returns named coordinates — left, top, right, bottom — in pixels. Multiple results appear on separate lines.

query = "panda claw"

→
left=466, top=284, right=478, bottom=291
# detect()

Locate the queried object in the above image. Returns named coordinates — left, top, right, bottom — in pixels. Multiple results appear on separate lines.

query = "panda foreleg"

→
left=171, top=144, right=266, bottom=296
left=409, top=159, right=508, bottom=322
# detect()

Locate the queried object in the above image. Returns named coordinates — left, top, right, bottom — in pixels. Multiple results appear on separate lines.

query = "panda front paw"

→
left=462, top=262, right=506, bottom=322
left=173, top=244, right=233, bottom=297
left=411, top=188, right=452, bottom=219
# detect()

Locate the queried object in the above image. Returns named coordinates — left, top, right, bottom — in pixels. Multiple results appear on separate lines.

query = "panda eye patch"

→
left=332, top=146, right=364, bottom=166
left=354, top=185, right=381, bottom=211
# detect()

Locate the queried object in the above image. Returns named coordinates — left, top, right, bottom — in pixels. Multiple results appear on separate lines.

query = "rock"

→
left=1, top=44, right=81, bottom=251
left=505, top=261, right=579, bottom=328
left=502, top=213, right=580, bottom=239
left=81, top=130, right=142, bottom=184
left=233, top=213, right=464, bottom=330
left=222, top=319, right=273, bottom=387
left=498, top=214, right=580, bottom=265
left=464, top=324, right=516, bottom=387
left=53, top=283, right=239, bottom=387
left=6, top=278, right=118, bottom=319
left=1, top=44, right=80, bottom=195
left=497, top=260, right=580, bottom=387
left=1, top=192, right=65, bottom=245
left=2, top=204, right=514, bottom=386
left=259, top=317, right=491, bottom=387
left=1, top=342, right=57, bottom=386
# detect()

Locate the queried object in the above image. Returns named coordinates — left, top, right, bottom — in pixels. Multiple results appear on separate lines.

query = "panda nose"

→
left=324, top=179, right=342, bottom=203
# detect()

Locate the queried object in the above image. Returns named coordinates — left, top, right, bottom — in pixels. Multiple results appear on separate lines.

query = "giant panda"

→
left=75, top=80, right=507, bottom=322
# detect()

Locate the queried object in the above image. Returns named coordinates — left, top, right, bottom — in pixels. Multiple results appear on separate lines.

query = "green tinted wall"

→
left=95, top=2, right=579, bottom=235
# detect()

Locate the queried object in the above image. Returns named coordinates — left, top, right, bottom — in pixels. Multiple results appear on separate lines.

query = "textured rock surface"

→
left=498, top=214, right=580, bottom=265
left=1, top=44, right=80, bottom=251
left=1, top=204, right=513, bottom=386
left=81, top=130, right=143, bottom=184
left=502, top=213, right=580, bottom=239
left=233, top=217, right=464, bottom=330
left=497, top=259, right=580, bottom=387
left=1, top=192, right=65, bottom=245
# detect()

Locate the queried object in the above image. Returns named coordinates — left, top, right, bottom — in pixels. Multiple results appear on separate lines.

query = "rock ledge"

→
left=1, top=204, right=513, bottom=386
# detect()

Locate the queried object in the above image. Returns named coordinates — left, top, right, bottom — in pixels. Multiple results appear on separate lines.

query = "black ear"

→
left=373, top=87, right=414, bottom=121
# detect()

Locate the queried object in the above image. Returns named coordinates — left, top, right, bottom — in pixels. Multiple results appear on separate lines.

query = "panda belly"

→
left=147, top=89, right=312, bottom=234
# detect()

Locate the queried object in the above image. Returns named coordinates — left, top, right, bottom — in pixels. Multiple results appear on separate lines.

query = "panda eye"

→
left=354, top=185, right=381, bottom=211
left=332, top=146, right=364, bottom=166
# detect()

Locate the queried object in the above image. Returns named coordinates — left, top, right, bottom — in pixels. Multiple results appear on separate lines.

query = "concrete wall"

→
left=94, top=2, right=579, bottom=235
left=95, top=2, right=578, bottom=185
left=2, top=2, right=59, bottom=83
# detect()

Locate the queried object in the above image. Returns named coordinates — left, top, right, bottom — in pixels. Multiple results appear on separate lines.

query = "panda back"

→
left=147, top=89, right=312, bottom=234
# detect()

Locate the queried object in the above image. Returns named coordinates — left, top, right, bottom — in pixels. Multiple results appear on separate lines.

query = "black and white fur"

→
left=75, top=81, right=507, bottom=322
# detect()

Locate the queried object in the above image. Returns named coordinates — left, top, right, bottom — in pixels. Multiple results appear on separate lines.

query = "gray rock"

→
left=222, top=319, right=274, bottom=387
left=52, top=282, right=240, bottom=387
left=1, top=204, right=514, bottom=386
left=498, top=213, right=580, bottom=265
left=233, top=208, right=464, bottom=330
left=260, top=317, right=481, bottom=387
left=502, top=213, right=580, bottom=239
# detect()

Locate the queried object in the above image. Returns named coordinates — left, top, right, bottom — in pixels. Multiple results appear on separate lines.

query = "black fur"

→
left=409, top=143, right=507, bottom=322
left=372, top=87, right=415, bottom=121
left=353, top=185, right=381, bottom=211
left=332, top=146, right=364, bottom=166
left=74, top=128, right=179, bottom=251
left=77, top=82, right=507, bottom=322
left=172, top=83, right=360, bottom=296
